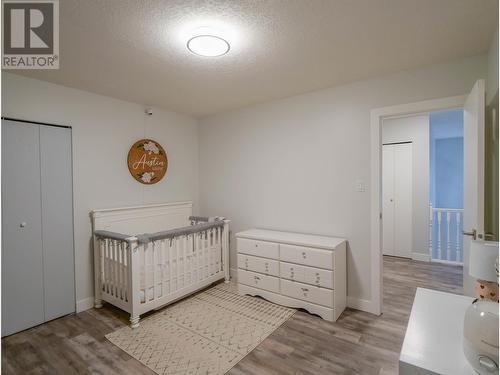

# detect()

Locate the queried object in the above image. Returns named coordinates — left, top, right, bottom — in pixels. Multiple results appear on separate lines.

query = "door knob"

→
left=463, top=229, right=477, bottom=240
left=19, top=222, right=26, bottom=228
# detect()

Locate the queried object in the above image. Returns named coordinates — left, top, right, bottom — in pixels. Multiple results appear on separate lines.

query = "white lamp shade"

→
left=469, top=240, right=499, bottom=281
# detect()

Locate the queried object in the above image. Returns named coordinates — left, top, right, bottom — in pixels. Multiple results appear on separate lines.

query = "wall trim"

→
left=412, top=252, right=431, bottom=262
left=370, top=94, right=467, bottom=316
left=76, top=297, right=94, bottom=313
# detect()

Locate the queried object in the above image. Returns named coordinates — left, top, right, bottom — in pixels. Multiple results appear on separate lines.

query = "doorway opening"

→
left=381, top=110, right=465, bottom=265
left=429, top=109, right=464, bottom=265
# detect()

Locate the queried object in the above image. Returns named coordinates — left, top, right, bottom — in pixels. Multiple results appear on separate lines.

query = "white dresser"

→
left=236, top=229, right=347, bottom=321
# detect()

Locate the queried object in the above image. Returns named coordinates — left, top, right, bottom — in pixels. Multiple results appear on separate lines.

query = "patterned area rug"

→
left=106, top=283, right=295, bottom=375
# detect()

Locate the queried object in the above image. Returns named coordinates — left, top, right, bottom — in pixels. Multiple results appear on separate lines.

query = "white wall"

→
left=382, top=115, right=429, bottom=260
left=199, top=55, right=487, bottom=305
left=487, top=24, right=499, bottom=105
left=2, top=72, right=200, bottom=311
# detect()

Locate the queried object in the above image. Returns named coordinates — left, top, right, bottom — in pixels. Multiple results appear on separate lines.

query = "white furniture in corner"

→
left=400, top=288, right=475, bottom=375
left=236, top=229, right=346, bottom=321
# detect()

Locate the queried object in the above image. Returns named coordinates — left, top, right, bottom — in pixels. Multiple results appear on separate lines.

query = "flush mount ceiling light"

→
left=187, top=35, right=230, bottom=57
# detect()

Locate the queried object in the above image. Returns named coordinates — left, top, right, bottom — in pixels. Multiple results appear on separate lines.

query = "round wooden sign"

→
left=127, top=139, right=168, bottom=184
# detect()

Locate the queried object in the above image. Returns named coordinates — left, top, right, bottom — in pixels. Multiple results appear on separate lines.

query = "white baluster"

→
left=437, top=210, right=442, bottom=260
left=429, top=204, right=433, bottom=260
left=446, top=211, right=451, bottom=261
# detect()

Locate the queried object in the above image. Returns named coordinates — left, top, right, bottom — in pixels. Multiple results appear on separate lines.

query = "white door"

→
left=383, top=143, right=413, bottom=258
left=463, top=79, right=485, bottom=296
left=2, top=119, right=75, bottom=336
left=383, top=145, right=395, bottom=255
left=2, top=120, right=45, bottom=336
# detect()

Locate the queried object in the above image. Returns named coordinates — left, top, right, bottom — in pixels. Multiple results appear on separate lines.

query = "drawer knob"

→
left=255, top=244, right=258, bottom=247
left=316, top=272, right=319, bottom=276
left=301, top=287, right=309, bottom=292
left=302, top=252, right=307, bottom=258
left=254, top=276, right=260, bottom=280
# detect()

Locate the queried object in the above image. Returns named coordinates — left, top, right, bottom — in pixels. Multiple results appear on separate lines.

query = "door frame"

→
left=369, top=95, right=466, bottom=315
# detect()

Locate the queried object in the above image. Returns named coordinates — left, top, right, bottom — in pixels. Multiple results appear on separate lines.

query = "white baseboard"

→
left=76, top=297, right=94, bottom=313
left=347, top=297, right=379, bottom=315
left=412, top=252, right=431, bottom=262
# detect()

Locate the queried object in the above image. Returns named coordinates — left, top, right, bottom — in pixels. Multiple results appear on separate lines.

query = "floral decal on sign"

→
left=143, top=141, right=160, bottom=155
left=127, top=139, right=168, bottom=184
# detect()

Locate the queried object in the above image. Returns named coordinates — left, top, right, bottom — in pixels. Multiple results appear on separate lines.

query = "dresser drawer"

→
left=238, top=254, right=279, bottom=277
left=238, top=269, right=280, bottom=293
left=280, top=244, right=333, bottom=269
left=280, top=279, right=333, bottom=307
left=280, top=262, right=306, bottom=283
left=304, top=267, right=333, bottom=289
left=237, top=238, right=279, bottom=259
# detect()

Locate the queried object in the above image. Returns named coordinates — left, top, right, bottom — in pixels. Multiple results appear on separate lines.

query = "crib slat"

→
left=143, top=243, right=148, bottom=302
left=169, top=239, right=174, bottom=293
left=202, top=231, right=207, bottom=279
left=183, top=236, right=188, bottom=287
left=116, top=241, right=121, bottom=298
left=177, top=237, right=182, bottom=290
left=114, top=240, right=119, bottom=297
left=185, top=236, right=189, bottom=285
left=99, top=239, right=105, bottom=292
left=217, top=227, right=222, bottom=272
left=166, top=239, right=170, bottom=294
left=188, top=234, right=193, bottom=284
left=153, top=242, right=158, bottom=300
left=122, top=242, right=127, bottom=300
left=105, top=239, right=110, bottom=294
left=159, top=239, right=164, bottom=298
left=120, top=242, right=125, bottom=301
left=195, top=233, right=200, bottom=282
left=209, top=230, right=214, bottom=276
left=126, top=244, right=132, bottom=303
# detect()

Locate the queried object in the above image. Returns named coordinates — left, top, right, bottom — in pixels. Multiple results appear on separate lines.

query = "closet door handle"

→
left=20, top=222, right=27, bottom=228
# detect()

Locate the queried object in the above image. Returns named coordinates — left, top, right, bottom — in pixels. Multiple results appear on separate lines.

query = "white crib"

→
left=91, top=201, right=230, bottom=328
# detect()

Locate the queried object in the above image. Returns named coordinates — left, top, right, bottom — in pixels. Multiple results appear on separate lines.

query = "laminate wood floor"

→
left=2, top=256, right=462, bottom=375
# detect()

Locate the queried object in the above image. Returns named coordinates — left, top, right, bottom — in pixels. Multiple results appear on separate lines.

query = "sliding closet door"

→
left=40, top=125, right=75, bottom=320
left=2, top=120, right=45, bottom=336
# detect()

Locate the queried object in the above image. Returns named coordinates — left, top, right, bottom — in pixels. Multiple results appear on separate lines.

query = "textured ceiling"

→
left=13, top=0, right=499, bottom=117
